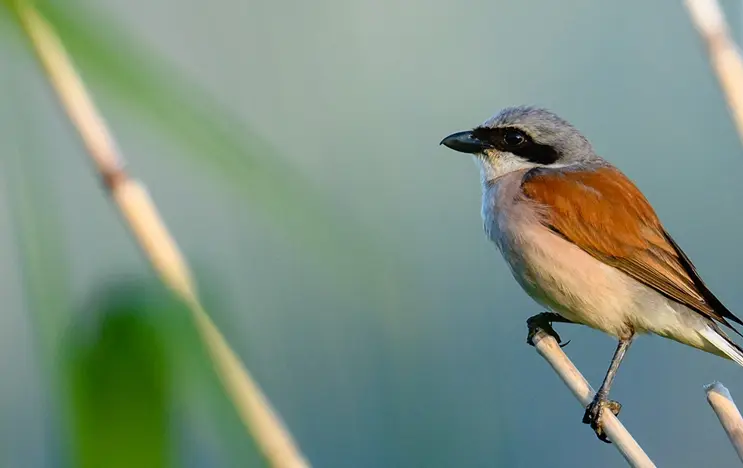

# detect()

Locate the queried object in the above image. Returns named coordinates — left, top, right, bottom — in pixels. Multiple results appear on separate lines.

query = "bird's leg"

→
left=526, top=312, right=574, bottom=347
left=583, top=335, right=634, bottom=443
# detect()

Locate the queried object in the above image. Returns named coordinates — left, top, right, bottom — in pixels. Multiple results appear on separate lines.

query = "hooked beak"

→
left=439, top=130, right=491, bottom=154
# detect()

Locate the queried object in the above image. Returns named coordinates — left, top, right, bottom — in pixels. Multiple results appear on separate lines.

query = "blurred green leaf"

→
left=65, top=279, right=266, bottom=468
left=64, top=293, right=171, bottom=468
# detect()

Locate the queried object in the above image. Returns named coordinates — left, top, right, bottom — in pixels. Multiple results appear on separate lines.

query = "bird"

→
left=440, top=105, right=743, bottom=443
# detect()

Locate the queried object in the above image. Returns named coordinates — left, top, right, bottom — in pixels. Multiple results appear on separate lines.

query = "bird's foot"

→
left=526, top=312, right=570, bottom=347
left=582, top=395, right=622, bottom=443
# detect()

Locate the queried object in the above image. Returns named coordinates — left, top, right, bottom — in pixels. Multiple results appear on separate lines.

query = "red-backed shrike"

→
left=441, top=106, right=743, bottom=442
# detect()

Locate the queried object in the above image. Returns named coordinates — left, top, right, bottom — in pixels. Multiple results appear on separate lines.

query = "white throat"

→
left=474, top=152, right=567, bottom=186
left=474, top=153, right=539, bottom=185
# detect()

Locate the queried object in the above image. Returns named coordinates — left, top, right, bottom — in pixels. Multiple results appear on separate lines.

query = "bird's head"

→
left=440, top=106, right=599, bottom=182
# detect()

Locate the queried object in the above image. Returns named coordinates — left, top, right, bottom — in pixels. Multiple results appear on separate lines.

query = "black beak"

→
left=439, top=130, right=490, bottom=154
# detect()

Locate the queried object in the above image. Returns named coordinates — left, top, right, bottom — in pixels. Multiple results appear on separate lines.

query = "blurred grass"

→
left=3, top=14, right=268, bottom=466
left=6, top=100, right=262, bottom=468
left=0, top=1, right=414, bottom=465
left=2, top=0, right=391, bottom=265
left=5, top=105, right=70, bottom=370
left=64, top=296, right=171, bottom=468
left=5, top=62, right=72, bottom=467
left=1, top=0, right=410, bottom=329
left=64, top=280, right=267, bottom=468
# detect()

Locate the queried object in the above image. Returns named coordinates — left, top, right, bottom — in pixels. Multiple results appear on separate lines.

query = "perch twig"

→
left=530, top=330, right=655, bottom=467
left=705, top=382, right=743, bottom=462
left=12, top=2, right=309, bottom=467
left=686, top=1, right=743, bottom=461
left=685, top=0, right=743, bottom=143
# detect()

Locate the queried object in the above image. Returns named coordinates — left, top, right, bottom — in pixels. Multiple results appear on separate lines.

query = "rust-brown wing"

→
left=520, top=166, right=742, bottom=330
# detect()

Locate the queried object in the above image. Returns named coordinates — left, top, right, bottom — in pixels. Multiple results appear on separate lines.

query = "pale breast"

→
left=482, top=173, right=637, bottom=337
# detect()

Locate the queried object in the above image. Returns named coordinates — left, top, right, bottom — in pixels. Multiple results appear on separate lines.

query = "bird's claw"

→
left=582, top=396, right=622, bottom=443
left=526, top=312, right=569, bottom=347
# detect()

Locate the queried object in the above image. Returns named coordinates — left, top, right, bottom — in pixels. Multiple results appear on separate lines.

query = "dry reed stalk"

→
left=530, top=330, right=655, bottom=467
left=686, top=0, right=743, bottom=462
left=705, top=382, right=743, bottom=462
left=13, top=2, right=309, bottom=467
left=685, top=0, right=743, bottom=142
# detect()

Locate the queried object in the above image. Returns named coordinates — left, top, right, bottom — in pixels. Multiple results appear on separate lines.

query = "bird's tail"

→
left=699, top=325, right=743, bottom=367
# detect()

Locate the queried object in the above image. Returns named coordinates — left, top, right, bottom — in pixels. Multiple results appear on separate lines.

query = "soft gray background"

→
left=4, top=0, right=743, bottom=466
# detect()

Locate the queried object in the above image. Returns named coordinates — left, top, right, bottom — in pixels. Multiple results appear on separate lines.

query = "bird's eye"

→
left=503, top=129, right=527, bottom=147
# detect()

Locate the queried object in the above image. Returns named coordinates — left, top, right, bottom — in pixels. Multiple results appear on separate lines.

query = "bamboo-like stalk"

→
left=685, top=0, right=743, bottom=143
left=705, top=382, right=743, bottom=462
left=686, top=1, right=743, bottom=461
left=530, top=330, right=655, bottom=467
left=12, top=2, right=310, bottom=467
